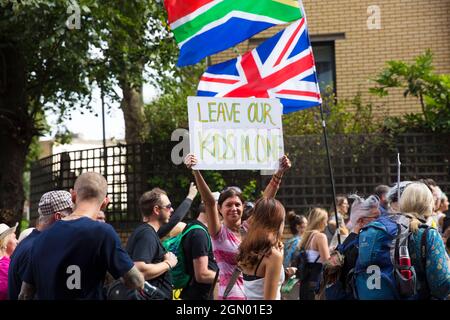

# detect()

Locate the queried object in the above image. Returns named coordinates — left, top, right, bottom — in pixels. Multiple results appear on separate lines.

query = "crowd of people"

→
left=0, top=155, right=449, bottom=300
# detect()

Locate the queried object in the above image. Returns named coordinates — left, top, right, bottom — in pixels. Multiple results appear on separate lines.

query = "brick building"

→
left=210, top=0, right=450, bottom=117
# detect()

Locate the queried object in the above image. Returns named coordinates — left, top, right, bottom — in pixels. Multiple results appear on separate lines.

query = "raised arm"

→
left=185, top=154, right=221, bottom=237
left=158, top=182, right=197, bottom=238
left=262, top=155, right=291, bottom=199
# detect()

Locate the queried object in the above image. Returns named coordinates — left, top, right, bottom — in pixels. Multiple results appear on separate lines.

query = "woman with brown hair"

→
left=236, top=197, right=286, bottom=300
left=326, top=195, right=349, bottom=247
left=283, top=212, right=307, bottom=268
left=184, top=154, right=291, bottom=300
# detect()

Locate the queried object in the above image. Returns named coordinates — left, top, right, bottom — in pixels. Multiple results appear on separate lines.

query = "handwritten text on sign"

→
left=188, top=97, right=284, bottom=170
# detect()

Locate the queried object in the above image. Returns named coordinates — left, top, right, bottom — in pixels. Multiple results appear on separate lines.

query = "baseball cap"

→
left=38, top=190, right=73, bottom=216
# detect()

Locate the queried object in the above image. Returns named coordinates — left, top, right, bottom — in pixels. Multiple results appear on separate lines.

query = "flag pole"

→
left=397, top=153, right=401, bottom=201
left=298, top=0, right=341, bottom=245
left=319, top=103, right=341, bottom=246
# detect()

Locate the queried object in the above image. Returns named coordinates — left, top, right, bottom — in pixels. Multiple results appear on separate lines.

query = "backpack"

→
left=323, top=235, right=359, bottom=300
left=294, top=233, right=322, bottom=283
left=162, top=223, right=211, bottom=289
left=353, top=214, right=428, bottom=300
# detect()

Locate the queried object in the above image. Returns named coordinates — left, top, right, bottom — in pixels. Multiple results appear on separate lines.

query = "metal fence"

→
left=30, top=133, right=450, bottom=235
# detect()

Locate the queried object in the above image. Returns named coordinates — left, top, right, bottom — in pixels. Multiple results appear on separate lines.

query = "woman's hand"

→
left=277, top=155, right=291, bottom=175
left=184, top=154, right=198, bottom=170
left=285, top=267, right=297, bottom=278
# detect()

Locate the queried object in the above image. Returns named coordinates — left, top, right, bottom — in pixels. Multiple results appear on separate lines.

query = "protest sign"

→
left=188, top=96, right=284, bottom=170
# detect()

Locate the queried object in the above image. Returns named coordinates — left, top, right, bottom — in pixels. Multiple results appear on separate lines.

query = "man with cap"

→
left=0, top=222, right=18, bottom=300
left=19, top=172, right=144, bottom=300
left=8, top=190, right=73, bottom=300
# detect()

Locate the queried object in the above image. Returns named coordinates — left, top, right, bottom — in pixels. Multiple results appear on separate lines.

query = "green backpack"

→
left=162, top=223, right=212, bottom=289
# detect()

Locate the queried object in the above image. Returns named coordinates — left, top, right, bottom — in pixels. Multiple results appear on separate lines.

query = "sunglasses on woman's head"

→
left=221, top=186, right=242, bottom=193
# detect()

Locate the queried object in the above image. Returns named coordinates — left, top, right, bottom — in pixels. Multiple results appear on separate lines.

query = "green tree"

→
left=282, top=87, right=380, bottom=135
left=0, top=0, right=181, bottom=224
left=88, top=0, right=178, bottom=143
left=0, top=0, right=95, bottom=224
left=144, top=63, right=206, bottom=142
left=370, top=50, right=450, bottom=132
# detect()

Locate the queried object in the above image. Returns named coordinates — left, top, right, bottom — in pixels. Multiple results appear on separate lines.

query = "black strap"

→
left=208, top=269, right=220, bottom=300
left=419, top=224, right=431, bottom=299
left=420, top=226, right=430, bottom=296
left=394, top=223, right=402, bottom=268
left=420, top=227, right=428, bottom=269
left=254, top=254, right=266, bottom=276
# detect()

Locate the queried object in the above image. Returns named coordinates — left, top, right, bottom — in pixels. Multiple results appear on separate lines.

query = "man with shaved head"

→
left=19, top=172, right=144, bottom=300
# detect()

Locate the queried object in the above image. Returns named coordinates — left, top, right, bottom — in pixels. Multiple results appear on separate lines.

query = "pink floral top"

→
left=212, top=222, right=248, bottom=300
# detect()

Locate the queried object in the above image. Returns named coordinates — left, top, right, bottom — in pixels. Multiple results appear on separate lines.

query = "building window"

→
left=311, top=41, right=336, bottom=95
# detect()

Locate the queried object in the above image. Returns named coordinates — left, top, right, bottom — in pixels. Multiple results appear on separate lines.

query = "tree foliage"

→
left=0, top=0, right=95, bottom=134
left=283, top=87, right=381, bottom=135
left=0, top=0, right=177, bottom=223
left=144, top=62, right=206, bottom=142
left=371, top=50, right=450, bottom=133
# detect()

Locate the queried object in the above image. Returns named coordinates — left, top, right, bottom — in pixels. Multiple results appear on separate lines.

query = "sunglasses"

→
left=221, top=186, right=242, bottom=193
left=158, top=203, right=172, bottom=210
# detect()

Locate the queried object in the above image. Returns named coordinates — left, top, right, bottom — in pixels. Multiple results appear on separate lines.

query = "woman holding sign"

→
left=184, top=154, right=291, bottom=300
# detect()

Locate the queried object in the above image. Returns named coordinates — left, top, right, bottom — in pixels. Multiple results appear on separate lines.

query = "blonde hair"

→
left=0, top=233, right=12, bottom=251
left=399, top=182, right=434, bottom=232
left=299, top=208, right=328, bottom=249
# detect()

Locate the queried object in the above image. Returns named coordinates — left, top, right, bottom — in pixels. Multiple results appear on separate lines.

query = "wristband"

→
left=274, top=174, right=283, bottom=180
left=164, top=261, right=172, bottom=271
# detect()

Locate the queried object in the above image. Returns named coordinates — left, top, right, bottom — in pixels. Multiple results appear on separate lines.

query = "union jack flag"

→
left=197, top=18, right=322, bottom=113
